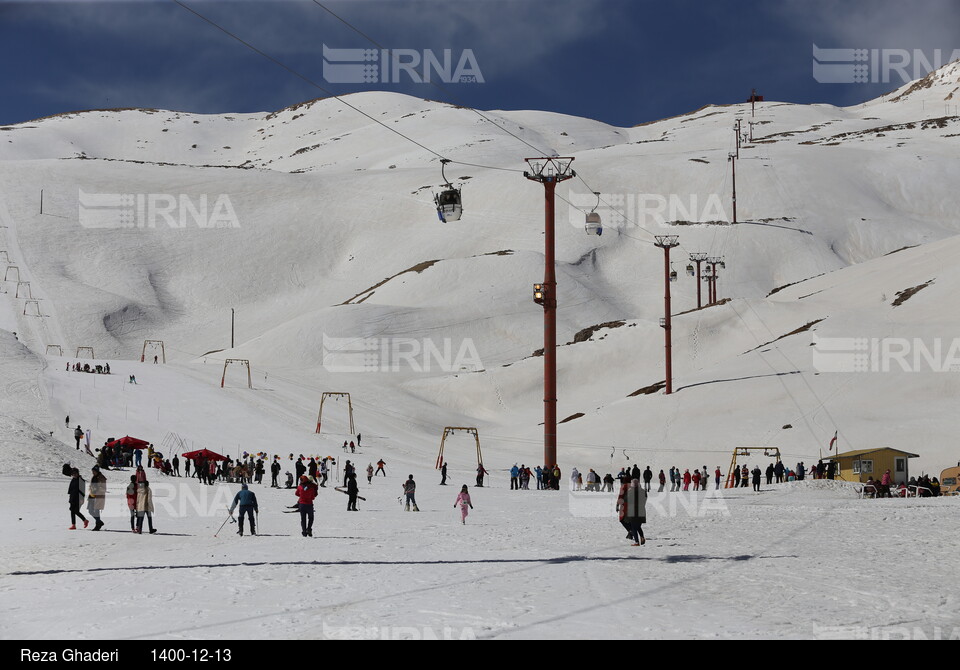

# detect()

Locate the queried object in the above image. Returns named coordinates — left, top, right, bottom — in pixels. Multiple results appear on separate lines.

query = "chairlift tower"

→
left=707, top=257, right=724, bottom=304
left=523, top=157, right=576, bottom=469
left=655, top=236, right=681, bottom=395
left=728, top=152, right=738, bottom=224
left=689, top=252, right=708, bottom=309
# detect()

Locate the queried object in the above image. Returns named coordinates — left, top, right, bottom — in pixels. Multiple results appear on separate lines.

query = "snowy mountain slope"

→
left=1, top=64, right=960, bottom=481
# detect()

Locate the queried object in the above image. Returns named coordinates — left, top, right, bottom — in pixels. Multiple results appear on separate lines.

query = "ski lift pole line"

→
left=171, top=0, right=519, bottom=178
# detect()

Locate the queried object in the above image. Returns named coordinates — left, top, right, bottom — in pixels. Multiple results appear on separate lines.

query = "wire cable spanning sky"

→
left=2, top=0, right=959, bottom=126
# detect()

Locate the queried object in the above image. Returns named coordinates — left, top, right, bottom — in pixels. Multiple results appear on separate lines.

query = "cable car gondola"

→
left=585, top=192, right=602, bottom=236
left=434, top=159, right=462, bottom=223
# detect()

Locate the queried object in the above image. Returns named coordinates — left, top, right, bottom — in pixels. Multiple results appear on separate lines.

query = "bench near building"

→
left=822, top=448, right=919, bottom=485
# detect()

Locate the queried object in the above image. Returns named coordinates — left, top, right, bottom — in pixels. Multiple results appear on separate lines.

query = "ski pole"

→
left=214, top=509, right=235, bottom=538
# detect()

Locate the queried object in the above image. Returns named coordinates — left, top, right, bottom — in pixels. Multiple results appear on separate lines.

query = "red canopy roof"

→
left=181, top=448, right=228, bottom=462
left=105, top=436, right=150, bottom=450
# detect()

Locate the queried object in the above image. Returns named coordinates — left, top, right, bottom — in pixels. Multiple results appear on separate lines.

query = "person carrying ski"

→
left=296, top=475, right=318, bottom=537
left=229, top=483, right=259, bottom=536
left=135, top=480, right=156, bottom=534
left=68, top=468, right=88, bottom=530
left=88, top=466, right=107, bottom=531
left=454, top=485, right=473, bottom=525
left=346, top=472, right=360, bottom=511
left=403, top=475, right=419, bottom=511
left=375, top=459, right=386, bottom=477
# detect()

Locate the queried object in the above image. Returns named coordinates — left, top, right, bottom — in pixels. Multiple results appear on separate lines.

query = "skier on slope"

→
left=229, top=483, right=259, bottom=536
left=403, top=475, right=419, bottom=512
left=454, top=485, right=473, bottom=525
left=375, top=459, right=386, bottom=477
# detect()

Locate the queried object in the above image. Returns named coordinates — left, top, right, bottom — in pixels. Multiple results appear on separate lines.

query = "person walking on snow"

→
left=658, top=469, right=666, bottom=493
left=618, top=477, right=647, bottom=546
left=125, top=475, right=137, bottom=531
left=229, top=483, right=258, bottom=536
left=135, top=481, right=156, bottom=534
left=440, top=461, right=448, bottom=486
left=715, top=467, right=722, bottom=490
left=510, top=464, right=520, bottom=490
left=454, top=485, right=473, bottom=524
left=296, top=476, right=317, bottom=537
left=403, top=475, right=419, bottom=511
left=74, top=425, right=83, bottom=450
left=67, top=468, right=88, bottom=530
left=88, top=466, right=107, bottom=531
left=366, top=463, right=374, bottom=484
left=346, top=472, right=360, bottom=511
left=476, top=463, right=488, bottom=487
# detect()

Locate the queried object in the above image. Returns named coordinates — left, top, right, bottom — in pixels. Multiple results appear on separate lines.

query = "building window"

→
left=853, top=460, right=873, bottom=475
left=895, top=458, right=906, bottom=473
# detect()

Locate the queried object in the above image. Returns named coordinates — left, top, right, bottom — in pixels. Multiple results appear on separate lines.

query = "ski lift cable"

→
left=309, top=0, right=688, bottom=242
left=171, top=0, right=519, bottom=177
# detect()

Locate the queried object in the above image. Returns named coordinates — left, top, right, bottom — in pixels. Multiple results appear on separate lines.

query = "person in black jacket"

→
left=765, top=464, right=775, bottom=486
left=271, top=459, right=281, bottom=488
left=346, top=472, right=359, bottom=511
left=752, top=466, right=762, bottom=493
left=642, top=467, right=653, bottom=492
left=67, top=468, right=88, bottom=529
left=294, top=456, right=306, bottom=483
left=440, top=462, right=448, bottom=486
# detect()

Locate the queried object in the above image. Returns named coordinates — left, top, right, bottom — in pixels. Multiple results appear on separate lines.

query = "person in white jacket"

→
left=570, top=468, right=581, bottom=491
left=135, top=481, right=156, bottom=534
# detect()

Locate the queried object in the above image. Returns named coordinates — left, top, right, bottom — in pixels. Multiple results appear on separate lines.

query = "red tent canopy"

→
left=181, top=448, right=228, bottom=462
left=105, top=436, right=150, bottom=451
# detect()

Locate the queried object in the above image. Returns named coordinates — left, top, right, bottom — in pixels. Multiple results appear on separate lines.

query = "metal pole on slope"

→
left=655, top=236, right=680, bottom=395
left=690, top=253, right=708, bottom=309
left=728, top=152, right=738, bottom=225
left=524, top=157, right=576, bottom=470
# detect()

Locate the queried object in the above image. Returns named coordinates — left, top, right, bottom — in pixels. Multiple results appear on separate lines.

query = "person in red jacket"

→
left=125, top=475, right=138, bottom=532
left=692, top=469, right=701, bottom=491
left=682, top=469, right=692, bottom=491
left=296, top=475, right=318, bottom=537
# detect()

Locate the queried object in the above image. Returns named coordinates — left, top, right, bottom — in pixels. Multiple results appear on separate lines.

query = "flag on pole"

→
left=829, top=431, right=838, bottom=451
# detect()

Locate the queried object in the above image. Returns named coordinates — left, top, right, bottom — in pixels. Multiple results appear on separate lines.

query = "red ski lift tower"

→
left=655, top=236, right=681, bottom=395
left=688, top=252, right=708, bottom=309
left=524, top=157, right=576, bottom=470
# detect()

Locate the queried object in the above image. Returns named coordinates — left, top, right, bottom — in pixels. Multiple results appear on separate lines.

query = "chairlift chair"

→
left=434, top=159, right=463, bottom=223
left=686, top=264, right=695, bottom=277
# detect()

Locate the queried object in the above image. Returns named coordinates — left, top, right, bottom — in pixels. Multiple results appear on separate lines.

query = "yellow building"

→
left=823, top=448, right=919, bottom=484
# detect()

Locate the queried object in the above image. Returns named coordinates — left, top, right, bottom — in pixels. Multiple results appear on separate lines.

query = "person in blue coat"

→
left=229, top=483, right=259, bottom=536
left=510, top=464, right=520, bottom=490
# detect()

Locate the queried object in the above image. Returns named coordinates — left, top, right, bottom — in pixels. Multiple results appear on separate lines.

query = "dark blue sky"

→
left=2, top=0, right=959, bottom=127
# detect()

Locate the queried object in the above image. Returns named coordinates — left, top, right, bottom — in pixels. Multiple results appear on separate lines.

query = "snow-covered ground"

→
left=2, top=62, right=960, bottom=639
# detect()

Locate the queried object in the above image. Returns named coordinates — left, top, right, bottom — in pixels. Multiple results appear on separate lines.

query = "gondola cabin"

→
left=585, top=211, right=602, bottom=236
left=434, top=188, right=462, bottom=223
